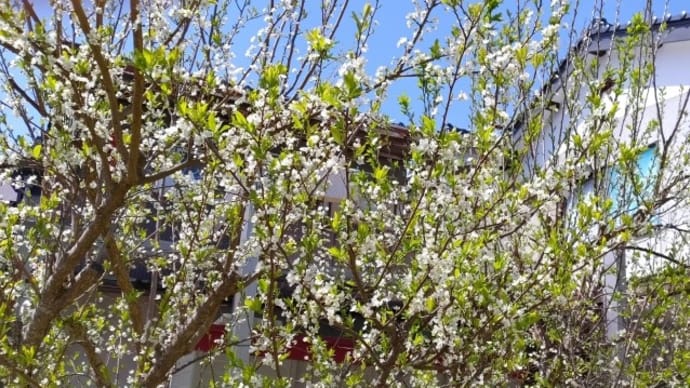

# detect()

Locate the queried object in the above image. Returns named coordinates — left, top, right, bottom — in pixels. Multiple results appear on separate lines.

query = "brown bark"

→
left=66, top=319, right=115, bottom=388
left=22, top=184, right=130, bottom=349
left=140, top=272, right=240, bottom=387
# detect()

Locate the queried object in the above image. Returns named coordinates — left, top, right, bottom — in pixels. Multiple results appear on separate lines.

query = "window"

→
left=609, top=144, right=660, bottom=227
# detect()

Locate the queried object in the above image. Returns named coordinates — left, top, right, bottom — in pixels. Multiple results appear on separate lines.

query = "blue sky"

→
left=8, top=0, right=690, bottom=135
left=358, top=0, right=690, bottom=127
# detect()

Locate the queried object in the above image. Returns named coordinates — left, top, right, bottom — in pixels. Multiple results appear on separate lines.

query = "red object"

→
left=195, top=324, right=226, bottom=352
left=285, top=335, right=355, bottom=363
left=195, top=325, right=355, bottom=363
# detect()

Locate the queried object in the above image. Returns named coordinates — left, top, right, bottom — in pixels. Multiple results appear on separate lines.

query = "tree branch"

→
left=65, top=319, right=114, bottom=388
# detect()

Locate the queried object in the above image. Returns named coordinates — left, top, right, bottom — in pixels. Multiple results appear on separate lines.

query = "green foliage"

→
left=0, top=0, right=688, bottom=386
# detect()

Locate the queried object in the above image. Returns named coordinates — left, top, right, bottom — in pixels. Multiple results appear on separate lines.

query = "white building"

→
left=514, top=13, right=690, bottom=340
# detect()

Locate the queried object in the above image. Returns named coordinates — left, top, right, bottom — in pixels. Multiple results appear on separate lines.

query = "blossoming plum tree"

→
left=0, top=0, right=689, bottom=386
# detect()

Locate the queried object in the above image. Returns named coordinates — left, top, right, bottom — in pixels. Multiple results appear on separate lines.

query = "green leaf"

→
left=31, top=144, right=42, bottom=159
left=232, top=111, right=253, bottom=133
left=421, top=115, right=435, bottom=136
left=207, top=112, right=217, bottom=133
left=331, top=210, right=342, bottom=230
left=373, top=166, right=388, bottom=183
left=430, top=39, right=442, bottom=60
left=259, top=64, right=287, bottom=90
left=425, top=296, right=436, bottom=312
left=398, top=94, right=410, bottom=112
left=343, top=71, right=361, bottom=99
left=306, top=28, right=334, bottom=57
left=244, top=297, right=262, bottom=313
left=258, top=278, right=269, bottom=293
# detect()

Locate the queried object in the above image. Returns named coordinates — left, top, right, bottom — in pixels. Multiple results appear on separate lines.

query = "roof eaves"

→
left=510, top=12, right=690, bottom=135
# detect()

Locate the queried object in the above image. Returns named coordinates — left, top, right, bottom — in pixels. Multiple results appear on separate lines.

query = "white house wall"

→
left=522, top=27, right=690, bottom=340
left=0, top=181, right=18, bottom=203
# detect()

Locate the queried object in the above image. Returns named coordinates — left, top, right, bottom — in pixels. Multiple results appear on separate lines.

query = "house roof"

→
left=586, top=11, right=690, bottom=40
left=579, top=11, right=690, bottom=56
left=511, top=12, right=690, bottom=134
